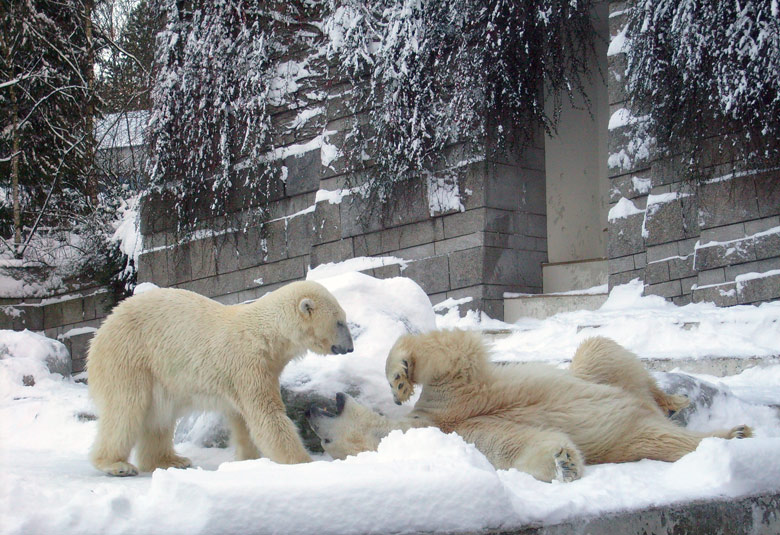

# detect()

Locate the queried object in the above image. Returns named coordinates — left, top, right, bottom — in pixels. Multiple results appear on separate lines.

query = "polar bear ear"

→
left=299, top=298, right=315, bottom=316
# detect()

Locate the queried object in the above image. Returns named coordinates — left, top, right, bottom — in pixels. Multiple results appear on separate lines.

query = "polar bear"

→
left=88, top=281, right=353, bottom=476
left=307, top=331, right=750, bottom=482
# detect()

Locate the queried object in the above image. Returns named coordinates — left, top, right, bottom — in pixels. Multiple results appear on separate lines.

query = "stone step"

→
left=482, top=329, right=780, bottom=378
left=503, top=292, right=608, bottom=322
left=463, top=492, right=780, bottom=535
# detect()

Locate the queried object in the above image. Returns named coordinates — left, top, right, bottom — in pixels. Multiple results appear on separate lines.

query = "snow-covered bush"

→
left=624, top=0, right=780, bottom=177
left=324, top=0, right=598, bottom=202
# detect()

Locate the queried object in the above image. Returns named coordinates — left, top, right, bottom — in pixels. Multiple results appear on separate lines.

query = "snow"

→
left=631, top=176, right=652, bottom=194
left=608, top=197, right=644, bottom=221
left=1, top=273, right=779, bottom=534
left=607, top=24, right=628, bottom=56
left=306, top=256, right=409, bottom=281
left=427, top=175, right=465, bottom=216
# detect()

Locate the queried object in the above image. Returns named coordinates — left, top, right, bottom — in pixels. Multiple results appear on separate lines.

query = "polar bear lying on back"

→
left=88, top=281, right=353, bottom=476
left=307, top=330, right=750, bottom=482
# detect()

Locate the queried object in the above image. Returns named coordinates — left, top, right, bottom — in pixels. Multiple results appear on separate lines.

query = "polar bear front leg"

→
left=387, top=353, right=415, bottom=405
left=237, top=386, right=311, bottom=464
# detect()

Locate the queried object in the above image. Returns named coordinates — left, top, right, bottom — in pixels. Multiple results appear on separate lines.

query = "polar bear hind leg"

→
left=89, top=371, right=152, bottom=477
left=618, top=420, right=753, bottom=463
left=571, top=336, right=689, bottom=416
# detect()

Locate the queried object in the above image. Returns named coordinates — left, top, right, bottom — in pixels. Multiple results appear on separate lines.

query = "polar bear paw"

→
left=103, top=461, right=139, bottom=477
left=160, top=455, right=193, bottom=469
left=554, top=447, right=583, bottom=483
left=389, top=359, right=414, bottom=405
left=729, top=425, right=752, bottom=439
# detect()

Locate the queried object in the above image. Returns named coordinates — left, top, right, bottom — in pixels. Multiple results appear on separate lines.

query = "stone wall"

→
left=138, top=82, right=547, bottom=320
left=605, top=2, right=780, bottom=306
left=0, top=285, right=116, bottom=373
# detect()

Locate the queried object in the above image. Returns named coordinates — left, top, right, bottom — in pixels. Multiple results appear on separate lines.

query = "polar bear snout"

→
left=331, top=322, right=354, bottom=354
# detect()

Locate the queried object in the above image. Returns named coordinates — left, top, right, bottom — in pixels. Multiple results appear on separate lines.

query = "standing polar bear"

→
left=307, top=330, right=750, bottom=482
left=88, top=281, right=353, bottom=476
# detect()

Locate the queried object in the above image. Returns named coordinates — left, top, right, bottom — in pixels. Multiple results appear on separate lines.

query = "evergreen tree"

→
left=0, top=0, right=100, bottom=259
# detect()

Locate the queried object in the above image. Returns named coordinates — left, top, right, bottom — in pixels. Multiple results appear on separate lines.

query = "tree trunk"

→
left=84, top=0, right=98, bottom=208
left=10, top=81, right=22, bottom=259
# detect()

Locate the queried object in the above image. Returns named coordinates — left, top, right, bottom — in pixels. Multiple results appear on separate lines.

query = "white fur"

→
left=310, top=331, right=751, bottom=483
left=87, top=281, right=351, bottom=476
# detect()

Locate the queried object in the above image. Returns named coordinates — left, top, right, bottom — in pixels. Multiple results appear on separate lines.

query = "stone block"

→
left=755, top=171, right=780, bottom=217
left=754, top=229, right=780, bottom=261
left=668, top=255, right=696, bottom=280
left=608, top=212, right=645, bottom=258
left=60, top=297, right=84, bottom=326
left=526, top=213, right=547, bottom=238
left=137, top=249, right=168, bottom=287
left=379, top=227, right=401, bottom=253
left=486, top=163, right=522, bottom=211
left=484, top=248, right=521, bottom=286
left=434, top=233, right=484, bottom=256
left=442, top=209, right=486, bottom=239
left=609, top=255, right=634, bottom=275
left=458, top=162, right=488, bottom=210
left=284, top=149, right=321, bottom=196
left=235, top=225, right=264, bottom=270
left=643, top=190, right=698, bottom=246
left=672, top=294, right=693, bottom=306
left=190, top=238, right=217, bottom=280
left=737, top=272, right=780, bottom=304
left=694, top=240, right=756, bottom=271
left=381, top=185, right=430, bottom=228
left=214, top=269, right=248, bottom=297
left=352, top=232, right=382, bottom=258
left=449, top=247, right=484, bottom=290
left=700, top=222, right=746, bottom=244
left=697, top=267, right=726, bottom=286
left=262, top=219, right=289, bottom=264
left=393, top=243, right=435, bottom=261
left=42, top=303, right=63, bottom=331
left=403, top=256, right=450, bottom=294
left=371, top=264, right=402, bottom=280
left=645, top=242, right=679, bottom=264
left=692, top=282, right=737, bottom=306
left=681, top=276, right=698, bottom=295
left=94, top=291, right=116, bottom=319
left=486, top=209, right=515, bottom=235
left=63, top=331, right=94, bottom=365
left=649, top=157, right=686, bottom=188
left=167, top=242, right=192, bottom=285
left=644, top=260, right=670, bottom=284
left=286, top=211, right=314, bottom=258
left=310, top=239, right=354, bottom=268
left=633, top=252, right=647, bottom=270
left=516, top=250, right=546, bottom=288
left=214, top=236, right=241, bottom=275
left=339, top=194, right=381, bottom=239
left=745, top=215, right=780, bottom=236
left=399, top=220, right=435, bottom=250
left=609, top=269, right=644, bottom=288
left=698, top=176, right=760, bottom=229
left=644, top=280, right=682, bottom=299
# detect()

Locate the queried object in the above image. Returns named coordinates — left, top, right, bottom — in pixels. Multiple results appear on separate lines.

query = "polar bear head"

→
left=306, top=393, right=393, bottom=459
left=263, top=280, right=354, bottom=356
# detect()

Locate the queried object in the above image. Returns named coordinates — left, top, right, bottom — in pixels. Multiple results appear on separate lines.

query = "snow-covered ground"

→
left=1, top=268, right=779, bottom=535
